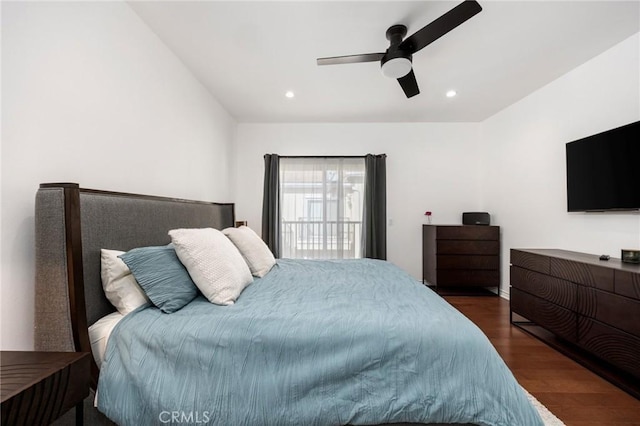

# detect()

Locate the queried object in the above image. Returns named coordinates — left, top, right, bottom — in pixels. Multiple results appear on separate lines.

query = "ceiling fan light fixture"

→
left=316, top=1, right=483, bottom=98
left=381, top=57, right=412, bottom=79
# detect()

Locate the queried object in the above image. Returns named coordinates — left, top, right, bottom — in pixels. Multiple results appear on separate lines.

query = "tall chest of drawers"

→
left=422, top=225, right=500, bottom=292
left=510, top=248, right=640, bottom=398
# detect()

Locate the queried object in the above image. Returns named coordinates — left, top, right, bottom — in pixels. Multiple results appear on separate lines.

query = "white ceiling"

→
left=129, top=1, right=640, bottom=123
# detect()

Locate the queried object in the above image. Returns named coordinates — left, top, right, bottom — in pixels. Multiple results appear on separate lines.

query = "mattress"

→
left=89, top=311, right=123, bottom=369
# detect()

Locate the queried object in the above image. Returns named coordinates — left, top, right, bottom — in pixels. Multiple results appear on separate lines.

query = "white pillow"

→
left=100, top=249, right=149, bottom=315
left=169, top=228, right=253, bottom=306
left=222, top=226, right=275, bottom=277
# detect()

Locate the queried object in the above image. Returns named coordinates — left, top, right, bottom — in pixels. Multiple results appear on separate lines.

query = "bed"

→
left=34, top=183, right=542, bottom=426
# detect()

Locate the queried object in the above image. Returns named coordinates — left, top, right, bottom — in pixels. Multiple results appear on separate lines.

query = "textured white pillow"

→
left=222, top=226, right=276, bottom=277
left=100, top=249, right=149, bottom=315
left=169, top=228, right=253, bottom=306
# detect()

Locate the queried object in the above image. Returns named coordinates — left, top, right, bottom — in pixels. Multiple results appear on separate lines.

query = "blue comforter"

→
left=97, top=259, right=542, bottom=426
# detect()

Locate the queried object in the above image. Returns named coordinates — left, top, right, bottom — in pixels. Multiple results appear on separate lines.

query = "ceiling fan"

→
left=317, top=0, right=482, bottom=98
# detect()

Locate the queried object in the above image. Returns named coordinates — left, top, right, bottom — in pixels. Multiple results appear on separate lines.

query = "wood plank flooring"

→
left=444, top=296, right=640, bottom=426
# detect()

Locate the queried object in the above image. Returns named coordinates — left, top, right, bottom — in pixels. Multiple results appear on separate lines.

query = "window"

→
left=263, top=153, right=386, bottom=260
left=279, top=157, right=365, bottom=259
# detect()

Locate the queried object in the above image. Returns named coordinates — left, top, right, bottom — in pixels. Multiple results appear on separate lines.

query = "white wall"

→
left=1, top=2, right=236, bottom=350
left=481, top=33, right=640, bottom=297
left=234, top=123, right=482, bottom=279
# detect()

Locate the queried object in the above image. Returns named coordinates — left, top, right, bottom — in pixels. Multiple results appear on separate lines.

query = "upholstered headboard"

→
left=34, top=183, right=234, bottom=387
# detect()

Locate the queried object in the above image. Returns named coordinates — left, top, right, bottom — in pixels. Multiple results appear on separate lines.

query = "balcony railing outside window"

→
left=281, top=220, right=361, bottom=259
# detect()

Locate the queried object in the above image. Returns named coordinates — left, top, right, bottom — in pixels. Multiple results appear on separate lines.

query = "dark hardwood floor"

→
left=444, top=296, right=640, bottom=426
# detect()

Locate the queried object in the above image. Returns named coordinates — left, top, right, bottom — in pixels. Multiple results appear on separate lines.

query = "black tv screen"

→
left=566, top=120, right=640, bottom=212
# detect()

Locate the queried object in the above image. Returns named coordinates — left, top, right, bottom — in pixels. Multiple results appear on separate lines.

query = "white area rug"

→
left=523, top=388, right=565, bottom=426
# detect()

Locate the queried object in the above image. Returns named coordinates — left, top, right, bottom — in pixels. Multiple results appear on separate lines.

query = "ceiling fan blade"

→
left=399, top=0, right=482, bottom=54
left=397, top=69, right=420, bottom=98
left=317, top=53, right=385, bottom=66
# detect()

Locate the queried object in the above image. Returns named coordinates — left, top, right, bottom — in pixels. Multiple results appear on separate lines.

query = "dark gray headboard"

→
left=35, top=183, right=234, bottom=387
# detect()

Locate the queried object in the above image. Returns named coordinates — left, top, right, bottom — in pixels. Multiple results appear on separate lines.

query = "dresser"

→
left=422, top=225, right=500, bottom=292
left=510, top=249, right=640, bottom=398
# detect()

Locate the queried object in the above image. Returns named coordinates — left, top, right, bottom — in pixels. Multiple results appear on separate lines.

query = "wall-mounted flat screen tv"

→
left=566, top=120, right=639, bottom=212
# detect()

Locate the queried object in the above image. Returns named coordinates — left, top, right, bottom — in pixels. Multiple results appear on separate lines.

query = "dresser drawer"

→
left=436, top=255, right=499, bottom=270
left=510, top=266, right=576, bottom=311
left=436, top=270, right=499, bottom=286
left=437, top=240, right=499, bottom=255
left=511, top=249, right=550, bottom=274
left=615, top=269, right=640, bottom=301
left=550, top=258, right=614, bottom=291
left=511, top=288, right=576, bottom=342
left=577, top=287, right=640, bottom=337
left=578, top=316, right=640, bottom=379
left=435, top=226, right=499, bottom=240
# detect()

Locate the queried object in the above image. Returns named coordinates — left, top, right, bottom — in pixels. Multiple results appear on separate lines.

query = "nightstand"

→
left=1, top=351, right=90, bottom=425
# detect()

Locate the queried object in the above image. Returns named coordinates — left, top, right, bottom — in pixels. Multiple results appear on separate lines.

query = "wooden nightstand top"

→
left=1, top=351, right=90, bottom=425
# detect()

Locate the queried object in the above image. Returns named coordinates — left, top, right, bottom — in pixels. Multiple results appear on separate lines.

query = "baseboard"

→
left=500, top=288, right=510, bottom=299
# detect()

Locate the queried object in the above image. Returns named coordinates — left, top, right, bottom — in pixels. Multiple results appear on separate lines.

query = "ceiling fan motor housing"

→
left=381, top=25, right=412, bottom=78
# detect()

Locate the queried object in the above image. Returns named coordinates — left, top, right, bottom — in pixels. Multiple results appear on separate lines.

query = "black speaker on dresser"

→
left=462, top=212, right=490, bottom=226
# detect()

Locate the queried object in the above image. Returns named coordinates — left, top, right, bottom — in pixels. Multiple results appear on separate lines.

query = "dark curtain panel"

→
left=362, top=154, right=387, bottom=260
left=262, top=154, right=280, bottom=258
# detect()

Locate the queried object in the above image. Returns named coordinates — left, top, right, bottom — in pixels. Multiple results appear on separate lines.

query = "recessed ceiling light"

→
left=446, top=90, right=457, bottom=98
left=285, top=91, right=295, bottom=98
